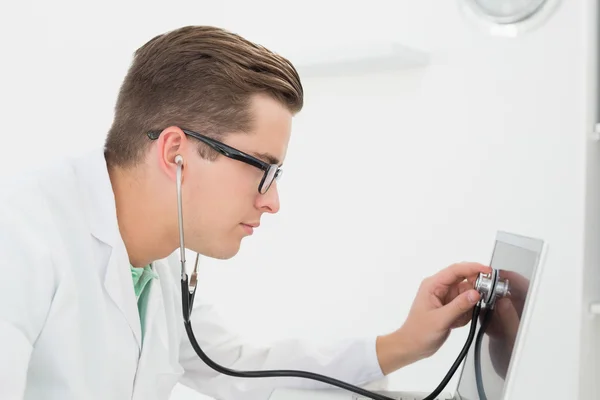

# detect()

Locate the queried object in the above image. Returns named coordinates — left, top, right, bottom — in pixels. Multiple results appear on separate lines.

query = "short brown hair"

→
left=104, top=25, right=303, bottom=168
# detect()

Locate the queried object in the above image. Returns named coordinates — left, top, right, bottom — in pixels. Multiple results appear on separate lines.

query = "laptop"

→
left=269, top=231, right=547, bottom=400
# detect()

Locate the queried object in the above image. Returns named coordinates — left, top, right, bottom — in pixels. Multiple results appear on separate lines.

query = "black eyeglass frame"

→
left=147, top=128, right=282, bottom=194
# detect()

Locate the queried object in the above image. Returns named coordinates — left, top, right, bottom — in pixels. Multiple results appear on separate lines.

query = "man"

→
left=0, top=25, right=490, bottom=399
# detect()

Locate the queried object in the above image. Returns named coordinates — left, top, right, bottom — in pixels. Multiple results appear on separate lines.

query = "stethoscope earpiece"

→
left=174, top=152, right=200, bottom=323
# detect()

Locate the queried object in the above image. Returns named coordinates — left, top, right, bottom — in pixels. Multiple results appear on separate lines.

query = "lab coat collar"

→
left=73, top=147, right=120, bottom=247
left=73, top=148, right=143, bottom=350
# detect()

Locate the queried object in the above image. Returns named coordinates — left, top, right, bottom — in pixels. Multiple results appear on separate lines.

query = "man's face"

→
left=176, top=94, right=292, bottom=259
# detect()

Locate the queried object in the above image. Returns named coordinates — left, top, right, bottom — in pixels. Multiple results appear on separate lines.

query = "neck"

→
left=108, top=164, right=177, bottom=268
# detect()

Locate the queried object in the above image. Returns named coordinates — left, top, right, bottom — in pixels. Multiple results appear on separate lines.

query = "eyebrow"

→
left=252, top=152, right=281, bottom=166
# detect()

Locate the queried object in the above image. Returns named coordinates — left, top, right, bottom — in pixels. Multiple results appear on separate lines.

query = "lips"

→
left=240, top=223, right=257, bottom=235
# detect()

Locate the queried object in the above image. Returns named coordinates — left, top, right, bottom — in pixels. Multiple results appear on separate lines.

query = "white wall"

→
left=1, top=1, right=595, bottom=399
left=580, top=1, right=600, bottom=399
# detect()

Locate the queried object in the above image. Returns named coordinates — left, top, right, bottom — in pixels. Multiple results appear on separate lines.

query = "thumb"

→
left=438, top=289, right=480, bottom=328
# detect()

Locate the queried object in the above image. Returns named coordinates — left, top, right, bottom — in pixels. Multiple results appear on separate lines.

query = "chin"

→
left=210, top=250, right=239, bottom=260
left=201, top=243, right=242, bottom=260
left=187, top=232, right=244, bottom=260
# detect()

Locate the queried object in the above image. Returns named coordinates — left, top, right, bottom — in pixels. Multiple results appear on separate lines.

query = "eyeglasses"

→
left=147, top=128, right=283, bottom=194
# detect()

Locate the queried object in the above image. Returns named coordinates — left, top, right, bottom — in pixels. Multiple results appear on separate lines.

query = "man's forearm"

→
left=375, top=329, right=423, bottom=375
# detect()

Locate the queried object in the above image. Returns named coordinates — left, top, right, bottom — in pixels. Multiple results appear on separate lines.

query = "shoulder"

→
left=0, top=155, right=81, bottom=254
left=0, top=155, right=78, bottom=206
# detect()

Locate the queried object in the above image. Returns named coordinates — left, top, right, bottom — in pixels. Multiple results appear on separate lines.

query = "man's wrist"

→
left=375, top=328, right=422, bottom=375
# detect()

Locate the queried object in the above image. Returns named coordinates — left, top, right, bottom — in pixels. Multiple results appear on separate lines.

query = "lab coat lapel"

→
left=139, top=260, right=179, bottom=365
left=133, top=260, right=184, bottom=399
left=103, top=239, right=143, bottom=351
left=74, top=148, right=142, bottom=351
left=139, top=270, right=166, bottom=353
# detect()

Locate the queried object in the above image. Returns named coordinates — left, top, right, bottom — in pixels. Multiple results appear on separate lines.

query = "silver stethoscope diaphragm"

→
left=474, top=269, right=510, bottom=308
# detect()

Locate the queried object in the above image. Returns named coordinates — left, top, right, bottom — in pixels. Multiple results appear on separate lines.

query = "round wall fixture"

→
left=459, top=0, right=562, bottom=37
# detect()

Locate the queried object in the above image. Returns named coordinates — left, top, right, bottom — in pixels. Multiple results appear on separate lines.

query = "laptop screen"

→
left=455, top=232, right=543, bottom=400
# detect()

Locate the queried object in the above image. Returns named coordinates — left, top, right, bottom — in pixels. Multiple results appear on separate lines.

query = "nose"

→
left=255, top=182, right=280, bottom=214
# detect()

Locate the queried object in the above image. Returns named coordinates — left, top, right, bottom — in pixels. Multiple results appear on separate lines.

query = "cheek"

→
left=213, top=163, right=253, bottom=196
left=197, top=163, right=257, bottom=223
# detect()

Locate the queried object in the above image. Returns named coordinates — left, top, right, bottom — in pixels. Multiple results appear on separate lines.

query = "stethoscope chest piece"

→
left=474, top=269, right=510, bottom=308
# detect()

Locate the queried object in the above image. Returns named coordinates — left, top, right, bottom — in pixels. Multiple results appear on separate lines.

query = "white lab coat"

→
left=0, top=148, right=384, bottom=400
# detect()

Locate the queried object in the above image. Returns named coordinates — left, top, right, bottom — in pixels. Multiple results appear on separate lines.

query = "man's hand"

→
left=376, top=262, right=491, bottom=375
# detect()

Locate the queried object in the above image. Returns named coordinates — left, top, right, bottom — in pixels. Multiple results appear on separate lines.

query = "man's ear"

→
left=155, top=126, right=187, bottom=182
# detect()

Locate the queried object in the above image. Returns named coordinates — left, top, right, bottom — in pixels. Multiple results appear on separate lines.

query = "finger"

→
left=432, top=262, right=491, bottom=288
left=436, top=289, right=481, bottom=328
left=458, top=280, right=473, bottom=294
left=442, top=281, right=474, bottom=304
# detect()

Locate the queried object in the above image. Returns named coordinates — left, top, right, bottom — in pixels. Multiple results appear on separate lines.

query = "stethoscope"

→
left=174, top=154, right=507, bottom=400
